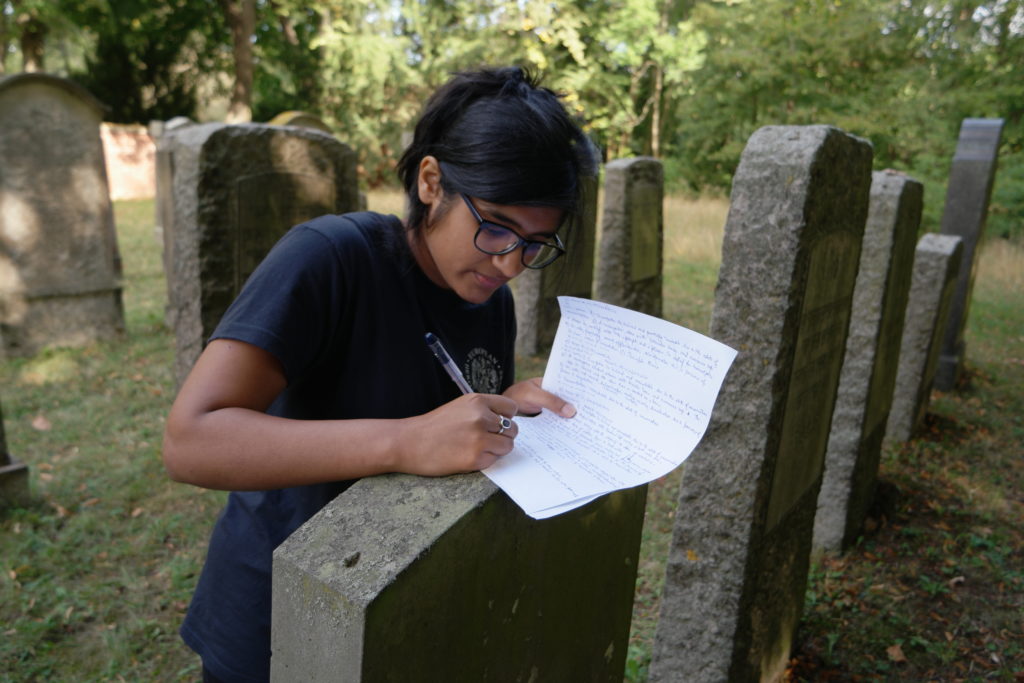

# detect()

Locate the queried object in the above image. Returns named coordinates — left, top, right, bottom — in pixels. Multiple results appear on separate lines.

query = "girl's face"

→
left=410, top=157, right=563, bottom=305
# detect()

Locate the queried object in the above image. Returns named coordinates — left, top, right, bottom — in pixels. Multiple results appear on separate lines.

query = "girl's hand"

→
left=503, top=378, right=576, bottom=418
left=393, top=393, right=521, bottom=475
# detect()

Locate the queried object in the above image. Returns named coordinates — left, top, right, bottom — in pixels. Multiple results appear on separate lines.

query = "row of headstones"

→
left=268, top=121, right=1003, bottom=681
left=0, top=73, right=1005, bottom=679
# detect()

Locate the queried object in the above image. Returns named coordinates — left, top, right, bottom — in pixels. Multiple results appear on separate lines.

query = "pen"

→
left=425, top=332, right=474, bottom=394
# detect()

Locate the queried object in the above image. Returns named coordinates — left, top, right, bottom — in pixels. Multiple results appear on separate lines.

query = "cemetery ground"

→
left=0, top=194, right=1020, bottom=682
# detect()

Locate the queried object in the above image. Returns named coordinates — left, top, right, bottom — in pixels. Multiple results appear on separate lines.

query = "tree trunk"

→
left=17, top=13, right=47, bottom=73
left=218, top=0, right=256, bottom=123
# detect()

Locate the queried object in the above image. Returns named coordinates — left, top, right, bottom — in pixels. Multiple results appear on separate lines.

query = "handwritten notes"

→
left=483, top=297, right=737, bottom=519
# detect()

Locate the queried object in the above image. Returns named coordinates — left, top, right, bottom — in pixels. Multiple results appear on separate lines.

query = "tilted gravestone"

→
left=813, top=171, right=922, bottom=553
left=271, top=474, right=646, bottom=681
left=163, top=123, right=359, bottom=386
left=0, top=402, right=30, bottom=508
left=649, top=125, right=872, bottom=683
left=0, top=73, right=124, bottom=358
left=885, top=233, right=963, bottom=444
left=594, top=157, right=664, bottom=317
left=934, top=118, right=1004, bottom=390
left=512, top=176, right=598, bottom=356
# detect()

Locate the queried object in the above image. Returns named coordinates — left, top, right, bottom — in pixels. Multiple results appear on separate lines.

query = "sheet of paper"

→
left=483, top=296, right=737, bottom=519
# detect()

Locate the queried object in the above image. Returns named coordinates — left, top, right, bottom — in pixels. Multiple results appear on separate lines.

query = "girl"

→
left=162, top=66, right=598, bottom=682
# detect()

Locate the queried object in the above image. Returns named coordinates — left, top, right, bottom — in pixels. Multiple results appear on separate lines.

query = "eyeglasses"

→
left=460, top=193, right=566, bottom=270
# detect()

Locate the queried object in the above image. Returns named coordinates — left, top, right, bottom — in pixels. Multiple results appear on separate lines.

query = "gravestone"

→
left=0, top=73, right=124, bottom=358
left=813, top=171, right=922, bottom=553
left=163, top=123, right=359, bottom=386
left=594, top=157, right=664, bottom=317
left=649, top=125, right=872, bottom=683
left=934, top=118, right=1004, bottom=390
left=512, top=176, right=598, bottom=356
left=885, top=234, right=963, bottom=443
left=272, top=474, right=646, bottom=681
left=0, top=402, right=30, bottom=508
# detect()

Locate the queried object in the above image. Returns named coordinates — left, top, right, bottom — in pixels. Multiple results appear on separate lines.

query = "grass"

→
left=2, top=194, right=1021, bottom=681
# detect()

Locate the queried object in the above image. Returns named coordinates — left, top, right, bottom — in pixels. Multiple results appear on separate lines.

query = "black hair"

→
left=396, top=66, right=598, bottom=243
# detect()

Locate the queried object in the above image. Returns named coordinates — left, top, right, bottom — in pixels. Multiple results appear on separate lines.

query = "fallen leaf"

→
left=31, top=414, right=52, bottom=431
left=948, top=575, right=965, bottom=588
left=686, top=549, right=699, bottom=562
left=131, top=507, right=144, bottom=518
left=886, top=644, right=907, bottom=663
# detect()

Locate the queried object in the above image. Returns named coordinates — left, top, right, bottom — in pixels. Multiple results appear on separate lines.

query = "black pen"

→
left=425, top=332, right=474, bottom=394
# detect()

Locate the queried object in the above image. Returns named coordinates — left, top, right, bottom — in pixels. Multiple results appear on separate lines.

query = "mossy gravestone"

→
left=0, top=402, right=30, bottom=508
left=0, top=73, right=124, bottom=358
left=162, top=123, right=359, bottom=386
left=650, top=125, right=872, bottom=683
left=594, top=157, right=664, bottom=318
left=271, top=474, right=646, bottom=681
left=886, top=233, right=963, bottom=444
left=934, top=118, right=1004, bottom=391
left=813, top=170, right=922, bottom=553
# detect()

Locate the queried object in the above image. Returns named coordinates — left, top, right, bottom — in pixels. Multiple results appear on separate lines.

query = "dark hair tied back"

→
left=397, top=66, right=598, bottom=240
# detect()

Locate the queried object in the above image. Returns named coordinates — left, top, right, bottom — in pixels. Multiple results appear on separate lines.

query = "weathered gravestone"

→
left=0, top=73, right=124, bottom=358
left=150, top=116, right=194, bottom=255
left=813, top=171, right=922, bottom=553
left=594, top=157, right=664, bottom=317
left=163, top=123, right=358, bottom=386
left=649, top=125, right=872, bottom=683
left=271, top=474, right=646, bottom=681
left=935, top=118, right=1004, bottom=391
left=885, top=233, right=963, bottom=444
left=512, top=176, right=598, bottom=356
left=0, top=401, right=31, bottom=508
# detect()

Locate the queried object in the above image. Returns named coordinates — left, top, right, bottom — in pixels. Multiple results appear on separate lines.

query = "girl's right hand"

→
left=393, top=393, right=521, bottom=476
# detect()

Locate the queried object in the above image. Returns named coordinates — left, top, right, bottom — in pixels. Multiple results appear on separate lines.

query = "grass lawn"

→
left=1, top=195, right=1021, bottom=681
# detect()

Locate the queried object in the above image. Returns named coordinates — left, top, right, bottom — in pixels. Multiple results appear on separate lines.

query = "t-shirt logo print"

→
left=464, top=347, right=502, bottom=394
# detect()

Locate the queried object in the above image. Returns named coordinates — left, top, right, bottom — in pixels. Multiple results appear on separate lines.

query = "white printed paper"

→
left=483, top=297, right=737, bottom=519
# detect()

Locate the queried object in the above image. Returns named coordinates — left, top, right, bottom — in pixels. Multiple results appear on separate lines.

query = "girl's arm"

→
left=162, top=338, right=522, bottom=491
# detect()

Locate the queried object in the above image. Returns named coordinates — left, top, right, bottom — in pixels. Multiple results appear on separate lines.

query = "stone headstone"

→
left=885, top=234, right=963, bottom=443
left=267, top=110, right=333, bottom=134
left=0, top=402, right=31, bottom=508
left=650, top=125, right=872, bottom=683
left=813, top=171, right=922, bottom=553
left=594, top=157, right=664, bottom=317
left=512, top=175, right=598, bottom=356
left=163, top=123, right=359, bottom=386
left=271, top=474, right=646, bottom=681
left=0, top=73, right=124, bottom=358
left=151, top=117, right=196, bottom=303
left=934, top=118, right=1004, bottom=390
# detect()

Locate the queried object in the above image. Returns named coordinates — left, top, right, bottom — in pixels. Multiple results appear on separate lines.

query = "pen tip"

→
left=424, top=332, right=436, bottom=344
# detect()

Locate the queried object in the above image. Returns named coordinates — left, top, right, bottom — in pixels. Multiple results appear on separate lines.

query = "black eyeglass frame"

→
left=459, top=193, right=566, bottom=270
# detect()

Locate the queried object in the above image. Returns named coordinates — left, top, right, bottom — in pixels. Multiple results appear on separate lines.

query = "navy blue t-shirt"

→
left=180, top=212, right=516, bottom=682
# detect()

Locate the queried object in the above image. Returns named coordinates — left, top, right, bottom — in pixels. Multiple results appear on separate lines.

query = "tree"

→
left=218, top=0, right=255, bottom=122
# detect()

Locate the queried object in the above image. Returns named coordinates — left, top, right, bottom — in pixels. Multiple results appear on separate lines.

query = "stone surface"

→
left=650, top=125, right=872, bottom=683
left=512, top=176, right=598, bottom=356
left=0, top=73, right=124, bottom=358
left=271, top=474, right=646, bottom=682
left=886, top=234, right=963, bottom=443
left=813, top=171, right=922, bottom=553
left=162, top=122, right=359, bottom=386
left=594, top=157, right=664, bottom=317
left=0, top=402, right=30, bottom=508
left=935, top=118, right=1004, bottom=390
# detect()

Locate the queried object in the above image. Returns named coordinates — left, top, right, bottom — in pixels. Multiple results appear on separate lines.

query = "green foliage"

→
left=3, top=0, right=1022, bottom=232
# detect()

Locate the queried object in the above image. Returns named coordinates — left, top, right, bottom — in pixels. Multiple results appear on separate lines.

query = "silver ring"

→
left=497, top=415, right=513, bottom=435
